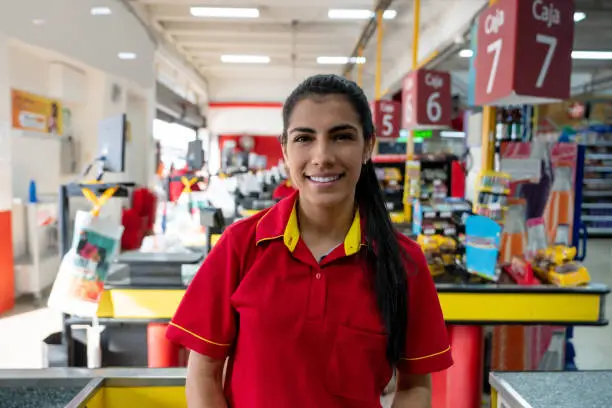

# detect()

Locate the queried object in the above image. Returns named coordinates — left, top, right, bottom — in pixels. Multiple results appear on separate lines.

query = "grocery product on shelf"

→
left=499, top=198, right=527, bottom=265
left=473, top=171, right=511, bottom=223
left=532, top=244, right=591, bottom=287
left=543, top=163, right=575, bottom=244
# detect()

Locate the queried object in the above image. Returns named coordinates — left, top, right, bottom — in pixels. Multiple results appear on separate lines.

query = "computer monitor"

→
left=187, top=139, right=204, bottom=171
left=98, top=114, right=127, bottom=172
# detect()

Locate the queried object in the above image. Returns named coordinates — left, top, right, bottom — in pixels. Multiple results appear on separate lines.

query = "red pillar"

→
left=432, top=325, right=484, bottom=408
left=147, top=323, right=180, bottom=368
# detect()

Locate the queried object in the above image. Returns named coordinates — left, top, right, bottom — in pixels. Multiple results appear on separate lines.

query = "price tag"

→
left=371, top=100, right=401, bottom=139
left=424, top=211, right=436, bottom=219
left=440, top=211, right=452, bottom=218
left=402, top=69, right=452, bottom=129
left=474, top=0, right=574, bottom=106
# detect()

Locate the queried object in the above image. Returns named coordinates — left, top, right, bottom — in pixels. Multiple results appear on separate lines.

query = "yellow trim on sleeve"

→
left=169, top=321, right=231, bottom=347
left=402, top=345, right=451, bottom=361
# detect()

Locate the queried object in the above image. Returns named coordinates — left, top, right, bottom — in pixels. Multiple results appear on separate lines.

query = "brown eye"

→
left=334, top=133, right=354, bottom=141
left=294, top=135, right=312, bottom=143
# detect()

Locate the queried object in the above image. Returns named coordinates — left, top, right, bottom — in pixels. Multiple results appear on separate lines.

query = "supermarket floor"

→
left=1, top=240, right=611, bottom=371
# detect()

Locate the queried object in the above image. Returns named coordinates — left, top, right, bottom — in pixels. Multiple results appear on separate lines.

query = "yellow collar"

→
left=255, top=191, right=363, bottom=256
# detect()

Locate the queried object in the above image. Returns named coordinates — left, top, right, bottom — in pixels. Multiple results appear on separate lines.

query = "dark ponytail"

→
left=281, top=74, right=408, bottom=364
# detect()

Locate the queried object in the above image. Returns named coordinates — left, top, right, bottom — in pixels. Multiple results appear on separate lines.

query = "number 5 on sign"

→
left=535, top=34, right=557, bottom=88
left=371, top=100, right=401, bottom=139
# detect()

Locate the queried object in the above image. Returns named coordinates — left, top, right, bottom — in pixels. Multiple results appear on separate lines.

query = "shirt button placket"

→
left=307, top=267, right=327, bottom=321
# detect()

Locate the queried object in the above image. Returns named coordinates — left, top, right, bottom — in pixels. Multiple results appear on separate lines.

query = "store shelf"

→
left=588, top=227, right=612, bottom=234
left=585, top=153, right=612, bottom=160
left=582, top=215, right=612, bottom=221
left=585, top=166, right=612, bottom=172
left=583, top=203, right=612, bottom=209
left=582, top=136, right=612, bottom=236
left=583, top=191, right=612, bottom=197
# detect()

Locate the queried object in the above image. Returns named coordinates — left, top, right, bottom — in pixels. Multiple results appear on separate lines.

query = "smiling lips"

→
left=306, top=173, right=344, bottom=184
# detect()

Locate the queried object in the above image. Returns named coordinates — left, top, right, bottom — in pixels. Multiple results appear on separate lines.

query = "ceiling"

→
left=125, top=0, right=611, bottom=101
left=127, top=0, right=450, bottom=85
left=0, top=0, right=156, bottom=88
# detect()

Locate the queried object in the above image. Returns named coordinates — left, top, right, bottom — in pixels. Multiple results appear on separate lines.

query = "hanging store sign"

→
left=401, top=69, right=452, bottom=129
left=11, top=89, right=63, bottom=135
left=474, top=0, right=574, bottom=106
left=372, top=100, right=401, bottom=139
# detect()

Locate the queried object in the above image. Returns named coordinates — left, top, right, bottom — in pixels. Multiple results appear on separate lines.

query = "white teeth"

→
left=309, top=175, right=340, bottom=183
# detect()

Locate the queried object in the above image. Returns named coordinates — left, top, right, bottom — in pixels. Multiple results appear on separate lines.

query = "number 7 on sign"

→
left=486, top=38, right=503, bottom=94
left=535, top=34, right=557, bottom=88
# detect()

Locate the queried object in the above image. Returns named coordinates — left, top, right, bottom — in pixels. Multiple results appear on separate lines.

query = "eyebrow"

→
left=288, top=124, right=358, bottom=134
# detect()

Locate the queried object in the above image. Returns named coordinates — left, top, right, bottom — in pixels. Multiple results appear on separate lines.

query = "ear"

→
left=281, top=142, right=289, bottom=165
left=363, top=137, right=374, bottom=163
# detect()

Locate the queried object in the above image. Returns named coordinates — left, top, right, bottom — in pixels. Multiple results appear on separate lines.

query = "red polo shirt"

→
left=167, top=191, right=452, bottom=407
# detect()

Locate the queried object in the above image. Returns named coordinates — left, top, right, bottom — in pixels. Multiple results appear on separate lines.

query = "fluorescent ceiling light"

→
left=328, top=9, right=397, bottom=20
left=91, top=6, right=112, bottom=16
left=118, top=52, right=137, bottom=60
left=190, top=7, right=259, bottom=18
left=32, top=18, right=46, bottom=25
left=572, top=51, right=612, bottom=60
left=458, top=49, right=612, bottom=60
left=573, top=11, right=586, bottom=22
left=221, top=55, right=270, bottom=64
left=317, top=56, right=366, bottom=65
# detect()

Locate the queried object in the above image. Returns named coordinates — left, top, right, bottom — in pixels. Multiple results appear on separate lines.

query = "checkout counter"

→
left=489, top=370, right=612, bottom=407
left=43, top=189, right=611, bottom=407
left=2, top=368, right=612, bottom=408
left=0, top=368, right=187, bottom=408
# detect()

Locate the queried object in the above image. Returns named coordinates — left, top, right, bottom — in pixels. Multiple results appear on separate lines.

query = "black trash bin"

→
left=42, top=332, right=68, bottom=367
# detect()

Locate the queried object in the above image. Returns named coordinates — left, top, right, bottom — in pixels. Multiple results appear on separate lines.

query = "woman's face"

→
left=283, top=94, right=373, bottom=208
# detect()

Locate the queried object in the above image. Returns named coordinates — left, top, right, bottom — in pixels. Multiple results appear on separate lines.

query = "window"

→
left=153, top=119, right=198, bottom=169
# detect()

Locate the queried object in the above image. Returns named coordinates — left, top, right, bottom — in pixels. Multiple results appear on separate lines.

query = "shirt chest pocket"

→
left=325, top=324, right=392, bottom=402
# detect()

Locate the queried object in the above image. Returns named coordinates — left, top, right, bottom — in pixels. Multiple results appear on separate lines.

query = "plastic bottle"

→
left=544, top=164, right=574, bottom=245
left=500, top=198, right=527, bottom=264
left=28, top=179, right=38, bottom=203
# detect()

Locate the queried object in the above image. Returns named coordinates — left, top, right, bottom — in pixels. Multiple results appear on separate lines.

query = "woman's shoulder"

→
left=222, top=206, right=278, bottom=248
left=393, top=231, right=422, bottom=256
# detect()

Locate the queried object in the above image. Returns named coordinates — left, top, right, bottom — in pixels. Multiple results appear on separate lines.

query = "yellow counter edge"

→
left=97, top=288, right=604, bottom=324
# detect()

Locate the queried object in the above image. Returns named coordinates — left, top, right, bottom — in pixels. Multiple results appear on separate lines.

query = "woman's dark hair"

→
left=281, top=74, right=408, bottom=364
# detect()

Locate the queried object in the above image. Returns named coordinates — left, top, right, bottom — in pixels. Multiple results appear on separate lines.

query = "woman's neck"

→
left=297, top=196, right=356, bottom=248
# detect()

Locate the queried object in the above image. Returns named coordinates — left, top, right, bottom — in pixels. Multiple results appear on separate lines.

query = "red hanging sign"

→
left=474, top=0, right=574, bottom=106
left=401, top=69, right=452, bottom=129
left=372, top=100, right=401, bottom=139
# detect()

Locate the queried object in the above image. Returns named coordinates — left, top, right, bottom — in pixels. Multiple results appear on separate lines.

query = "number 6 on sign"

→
left=486, top=38, right=503, bottom=94
left=427, top=92, right=442, bottom=123
left=535, top=34, right=557, bottom=88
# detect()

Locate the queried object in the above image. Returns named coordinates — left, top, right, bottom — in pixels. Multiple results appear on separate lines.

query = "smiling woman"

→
left=167, top=74, right=452, bottom=408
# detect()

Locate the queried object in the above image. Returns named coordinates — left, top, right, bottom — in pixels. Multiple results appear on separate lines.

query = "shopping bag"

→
left=48, top=210, right=124, bottom=317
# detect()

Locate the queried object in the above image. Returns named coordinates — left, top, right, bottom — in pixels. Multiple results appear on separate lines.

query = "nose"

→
left=310, top=137, right=335, bottom=167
